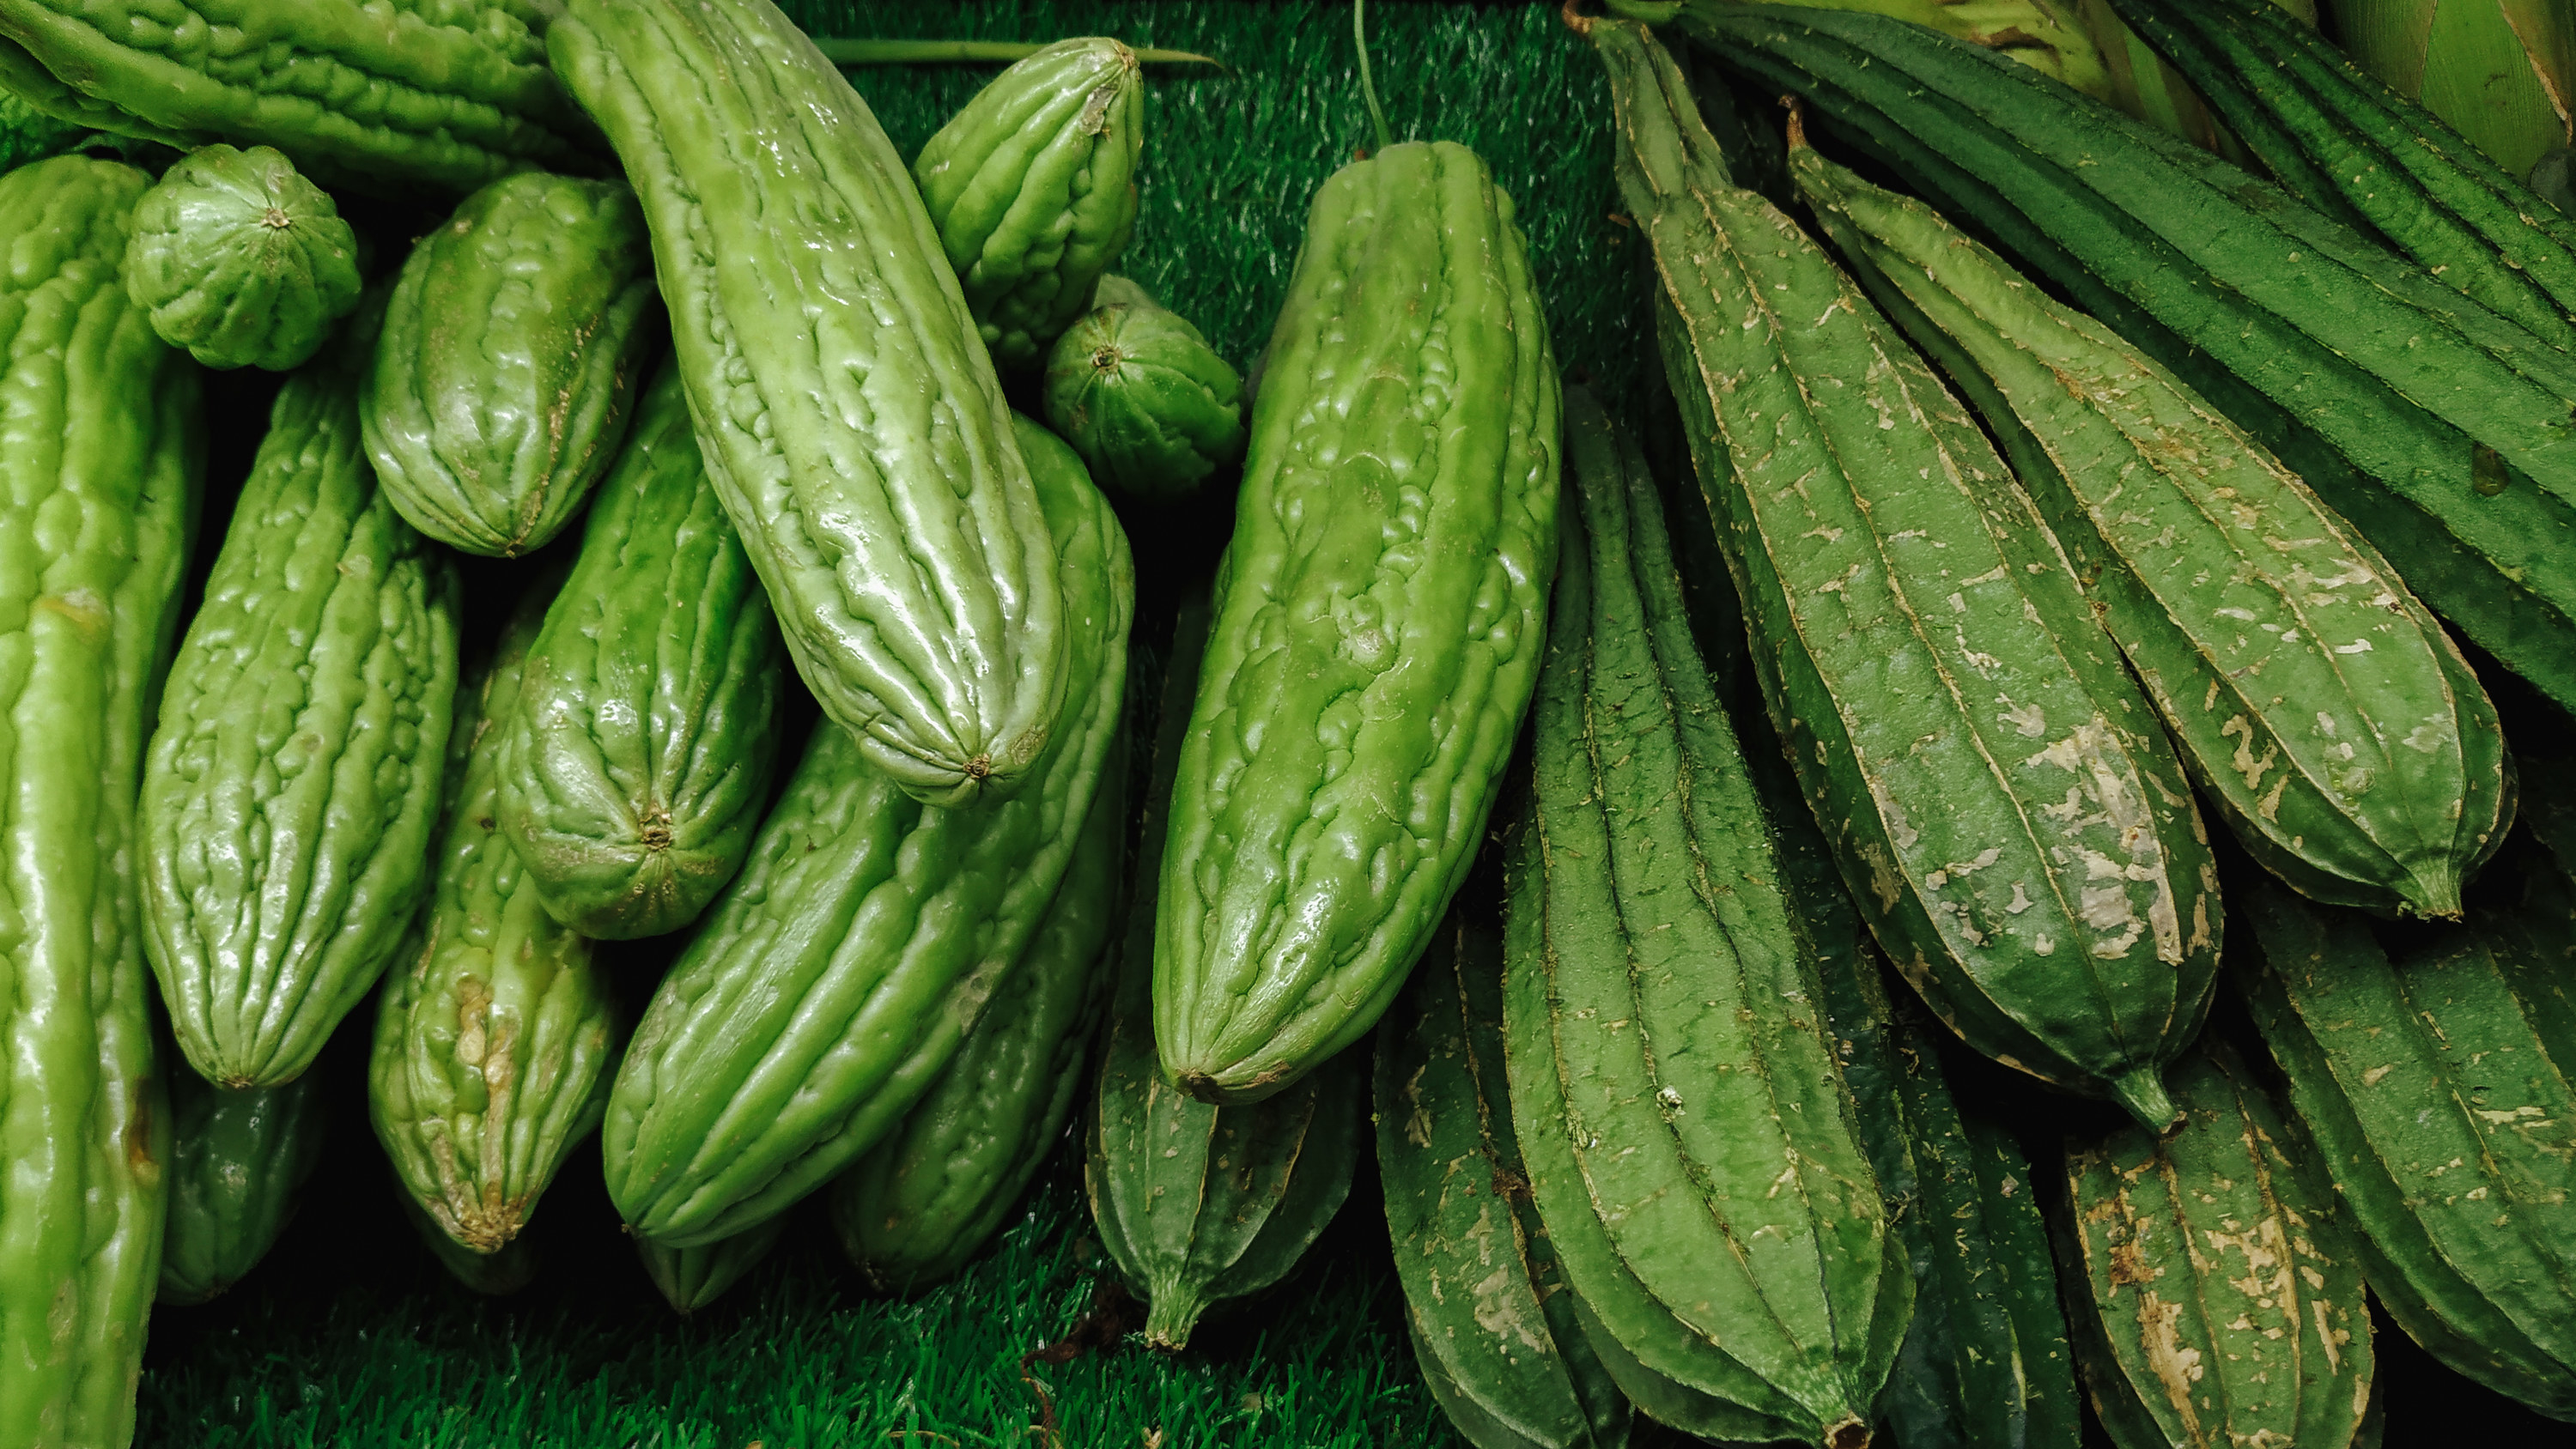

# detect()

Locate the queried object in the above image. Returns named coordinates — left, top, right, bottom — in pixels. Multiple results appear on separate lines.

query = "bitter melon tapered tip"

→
left=2110, top=1068, right=2185, bottom=1137
left=1821, top=1416, right=1872, bottom=1449
left=2395, top=864, right=2466, bottom=922
left=1141, top=1292, right=1206, bottom=1352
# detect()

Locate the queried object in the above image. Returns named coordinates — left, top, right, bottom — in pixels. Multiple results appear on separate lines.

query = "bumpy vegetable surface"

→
left=914, top=37, right=1143, bottom=368
left=122, top=144, right=361, bottom=372
left=0, top=0, right=602, bottom=193
left=2059, top=1038, right=2377, bottom=1449
left=142, top=353, right=459, bottom=1091
left=159, top=1070, right=327, bottom=1307
left=370, top=574, right=619, bottom=1255
left=550, top=0, right=1072, bottom=807
left=0, top=153, right=201, bottom=1449
left=364, top=171, right=659, bottom=559
left=831, top=749, right=1124, bottom=1293
left=1377, top=911, right=1631, bottom=1449
left=637, top=1216, right=785, bottom=1314
left=606, top=415, right=1132, bottom=1248
left=2240, top=878, right=2576, bottom=1420
left=496, top=359, right=785, bottom=941
left=1792, top=137, right=2512, bottom=919
left=1155, top=137, right=1559, bottom=1103
left=1504, top=380, right=1905, bottom=1448
left=1598, top=15, right=2218, bottom=1130
left=1687, top=3, right=2576, bottom=713
left=1042, top=277, right=1245, bottom=505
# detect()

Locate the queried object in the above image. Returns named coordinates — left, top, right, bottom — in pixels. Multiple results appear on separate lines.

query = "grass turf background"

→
left=135, top=4, right=1649, bottom=1447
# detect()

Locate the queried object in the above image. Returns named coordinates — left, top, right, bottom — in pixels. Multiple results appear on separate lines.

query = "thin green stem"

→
left=814, top=38, right=1224, bottom=69
left=1355, top=0, right=1394, bottom=153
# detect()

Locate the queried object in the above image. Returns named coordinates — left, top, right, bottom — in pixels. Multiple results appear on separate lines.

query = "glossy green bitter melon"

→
left=551, top=0, right=1073, bottom=808
left=1376, top=910, right=1631, bottom=1449
left=0, top=153, right=202, bottom=1449
left=141, top=345, right=459, bottom=1091
left=1042, top=276, right=1245, bottom=506
left=1791, top=136, right=2512, bottom=919
left=370, top=571, right=619, bottom=1256
left=914, top=37, right=1144, bottom=368
left=2058, top=1037, right=2378, bottom=1449
left=0, top=0, right=602, bottom=194
left=496, top=359, right=786, bottom=941
left=364, top=171, right=660, bottom=559
left=606, top=415, right=1132, bottom=1248
left=831, top=743, right=1124, bottom=1293
left=122, top=144, right=361, bottom=373
left=1597, top=15, right=2219, bottom=1130
left=159, top=1069, right=327, bottom=1307
left=1503, top=381, right=1905, bottom=1448
left=1155, top=137, right=1560, bottom=1103
left=2240, top=877, right=2576, bottom=1420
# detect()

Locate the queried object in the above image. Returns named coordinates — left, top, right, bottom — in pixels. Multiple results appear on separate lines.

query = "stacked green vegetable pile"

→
left=0, top=0, right=2572, bottom=1446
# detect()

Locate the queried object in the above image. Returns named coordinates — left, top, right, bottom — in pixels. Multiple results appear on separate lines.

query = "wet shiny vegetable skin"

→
left=497, top=359, right=785, bottom=940
left=914, top=36, right=1143, bottom=368
left=1154, top=138, right=1560, bottom=1103
left=0, top=153, right=203, bottom=1449
left=551, top=0, right=1072, bottom=808
left=142, top=355, right=459, bottom=1090
left=122, top=143, right=361, bottom=372
left=364, top=171, right=659, bottom=558
left=605, top=415, right=1132, bottom=1248
left=370, top=573, right=619, bottom=1256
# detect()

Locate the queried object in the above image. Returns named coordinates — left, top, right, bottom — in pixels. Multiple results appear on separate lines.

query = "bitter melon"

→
left=1792, top=134, right=2512, bottom=919
left=364, top=171, right=660, bottom=559
left=369, top=569, right=619, bottom=1256
left=606, top=415, right=1132, bottom=1248
left=914, top=36, right=1143, bottom=368
left=0, top=153, right=203, bottom=1449
left=121, top=144, right=361, bottom=372
left=496, top=359, right=786, bottom=941
left=1596, top=14, right=2220, bottom=1129
left=142, top=343, right=459, bottom=1091
left=158, top=1069, right=327, bottom=1307
left=551, top=0, right=1073, bottom=807
left=1042, top=277, right=1246, bottom=506
left=1154, top=136, right=1560, bottom=1102
left=637, top=1217, right=786, bottom=1315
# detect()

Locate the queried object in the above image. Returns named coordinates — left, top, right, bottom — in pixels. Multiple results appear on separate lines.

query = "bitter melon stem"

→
left=1354, top=0, right=1394, bottom=154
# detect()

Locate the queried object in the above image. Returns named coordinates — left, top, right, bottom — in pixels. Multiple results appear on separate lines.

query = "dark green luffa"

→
left=496, top=358, right=787, bottom=941
left=605, top=415, right=1132, bottom=1248
left=550, top=0, right=1074, bottom=808
left=141, top=346, right=459, bottom=1091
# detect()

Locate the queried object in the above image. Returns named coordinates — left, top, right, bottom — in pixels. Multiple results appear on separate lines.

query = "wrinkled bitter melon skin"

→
left=0, top=153, right=204, bottom=1449
left=141, top=352, right=460, bottom=1092
left=1153, top=138, right=1560, bottom=1105
left=914, top=37, right=1143, bottom=369
left=364, top=170, right=660, bottom=559
left=1597, top=16, right=2219, bottom=1132
left=0, top=0, right=604, bottom=195
left=496, top=359, right=786, bottom=941
left=2240, top=877, right=2576, bottom=1421
left=1503, top=382, right=1905, bottom=1449
left=829, top=744, right=1125, bottom=1293
left=1793, top=141, right=2512, bottom=921
left=1376, top=912, right=1632, bottom=1449
left=2059, top=1038, right=2376, bottom=1449
left=158, top=1068, right=328, bottom=1307
left=123, top=144, right=361, bottom=373
left=1042, top=279, right=1246, bottom=506
left=369, top=571, right=619, bottom=1257
left=551, top=0, right=1073, bottom=809
left=605, top=415, right=1133, bottom=1249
